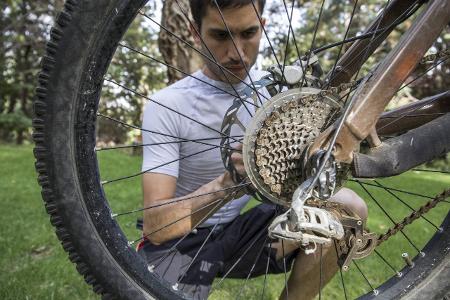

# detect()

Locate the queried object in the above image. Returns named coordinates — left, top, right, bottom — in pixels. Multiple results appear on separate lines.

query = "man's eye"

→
left=242, top=30, right=257, bottom=39
left=214, top=32, right=229, bottom=40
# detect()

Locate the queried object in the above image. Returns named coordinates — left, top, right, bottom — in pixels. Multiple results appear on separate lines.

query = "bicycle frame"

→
left=376, top=91, right=450, bottom=136
left=310, top=0, right=450, bottom=166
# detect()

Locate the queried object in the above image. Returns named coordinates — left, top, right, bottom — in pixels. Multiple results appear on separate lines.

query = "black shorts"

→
left=138, top=204, right=298, bottom=300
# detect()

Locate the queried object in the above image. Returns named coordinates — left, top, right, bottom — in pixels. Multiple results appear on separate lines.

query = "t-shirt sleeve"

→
left=141, top=94, right=181, bottom=178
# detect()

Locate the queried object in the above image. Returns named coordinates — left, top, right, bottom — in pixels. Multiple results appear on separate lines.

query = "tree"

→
left=98, top=8, right=167, bottom=146
left=158, top=0, right=202, bottom=84
left=0, top=0, right=63, bottom=144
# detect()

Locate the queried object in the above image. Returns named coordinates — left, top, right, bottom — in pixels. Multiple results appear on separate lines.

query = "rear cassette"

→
left=243, top=87, right=341, bottom=206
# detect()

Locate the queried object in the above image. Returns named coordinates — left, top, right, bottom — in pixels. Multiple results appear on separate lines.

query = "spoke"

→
left=326, top=0, right=359, bottom=89
left=319, top=244, right=323, bottom=300
left=102, top=144, right=220, bottom=185
left=212, top=0, right=266, bottom=109
left=139, top=9, right=268, bottom=109
left=338, top=1, right=421, bottom=108
left=378, top=60, right=450, bottom=132
left=400, top=233, right=421, bottom=254
left=353, top=260, right=376, bottom=292
left=313, top=14, right=417, bottom=55
left=374, top=249, right=401, bottom=277
left=98, top=113, right=238, bottom=151
left=281, top=239, right=289, bottom=300
left=357, top=181, right=422, bottom=254
left=250, top=0, right=283, bottom=71
left=299, top=0, right=326, bottom=88
left=281, top=0, right=302, bottom=64
left=350, top=179, right=434, bottom=199
left=381, top=113, right=445, bottom=119
left=374, top=180, right=441, bottom=231
left=214, top=221, right=271, bottom=289
left=112, top=182, right=250, bottom=218
left=171, top=0, right=269, bottom=114
left=117, top=43, right=258, bottom=108
left=280, top=4, right=292, bottom=79
left=346, top=0, right=392, bottom=87
left=236, top=235, right=269, bottom=300
left=261, top=240, right=272, bottom=300
left=152, top=184, right=247, bottom=270
left=341, top=20, right=386, bottom=106
left=398, top=56, right=449, bottom=92
left=96, top=135, right=243, bottom=152
left=103, top=79, right=243, bottom=145
left=333, top=241, right=348, bottom=300
left=176, top=222, right=221, bottom=285
left=153, top=201, right=225, bottom=270
left=338, top=0, right=419, bottom=80
left=130, top=196, right=227, bottom=246
left=338, top=267, right=348, bottom=300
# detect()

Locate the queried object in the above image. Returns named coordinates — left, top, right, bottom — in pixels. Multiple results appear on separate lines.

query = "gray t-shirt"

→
left=142, top=69, right=268, bottom=226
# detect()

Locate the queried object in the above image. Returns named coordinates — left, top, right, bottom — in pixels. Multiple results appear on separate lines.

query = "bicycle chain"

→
left=304, top=188, right=449, bottom=246
left=377, top=189, right=450, bottom=245
left=420, top=48, right=450, bottom=64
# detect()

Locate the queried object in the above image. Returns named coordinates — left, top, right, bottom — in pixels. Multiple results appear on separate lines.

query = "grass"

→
left=0, top=144, right=97, bottom=300
left=1, top=144, right=448, bottom=299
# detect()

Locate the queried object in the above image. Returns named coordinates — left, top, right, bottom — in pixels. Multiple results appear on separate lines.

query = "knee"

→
left=331, top=188, right=368, bottom=221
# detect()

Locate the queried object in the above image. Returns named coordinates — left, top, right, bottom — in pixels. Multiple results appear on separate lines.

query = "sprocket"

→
left=243, top=87, right=342, bottom=206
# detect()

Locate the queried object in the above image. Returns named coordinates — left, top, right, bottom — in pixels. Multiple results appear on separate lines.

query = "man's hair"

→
left=189, top=0, right=266, bottom=29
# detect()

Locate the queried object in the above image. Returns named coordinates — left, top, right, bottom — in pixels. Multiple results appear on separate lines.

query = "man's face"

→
left=194, top=4, right=265, bottom=84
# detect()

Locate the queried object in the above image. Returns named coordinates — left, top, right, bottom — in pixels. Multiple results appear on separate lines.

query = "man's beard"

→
left=205, top=57, right=256, bottom=84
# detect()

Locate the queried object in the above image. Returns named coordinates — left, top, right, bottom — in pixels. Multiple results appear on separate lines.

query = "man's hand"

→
left=230, top=144, right=247, bottom=179
left=220, top=144, right=249, bottom=198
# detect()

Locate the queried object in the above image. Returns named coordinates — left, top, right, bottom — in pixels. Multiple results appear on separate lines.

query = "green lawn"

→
left=0, top=145, right=97, bottom=300
left=1, top=144, right=448, bottom=299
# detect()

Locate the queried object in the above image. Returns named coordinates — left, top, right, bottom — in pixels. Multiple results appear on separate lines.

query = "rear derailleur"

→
left=268, top=151, right=377, bottom=270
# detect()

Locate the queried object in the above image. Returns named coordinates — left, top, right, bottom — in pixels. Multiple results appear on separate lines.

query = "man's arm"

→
left=142, top=171, right=240, bottom=245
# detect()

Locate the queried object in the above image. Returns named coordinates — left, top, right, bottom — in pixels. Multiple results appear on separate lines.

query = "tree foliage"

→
left=98, top=9, right=167, bottom=146
left=1, top=0, right=448, bottom=145
left=0, top=0, right=63, bottom=144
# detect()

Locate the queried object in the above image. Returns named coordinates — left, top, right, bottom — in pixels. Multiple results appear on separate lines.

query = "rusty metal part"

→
left=306, top=188, right=449, bottom=270
left=376, top=91, right=450, bottom=136
left=311, top=0, right=450, bottom=163
left=377, top=189, right=450, bottom=246
left=305, top=198, right=377, bottom=269
left=243, top=87, right=342, bottom=206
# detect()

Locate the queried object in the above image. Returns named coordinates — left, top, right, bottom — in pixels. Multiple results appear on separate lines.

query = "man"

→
left=139, top=1, right=368, bottom=299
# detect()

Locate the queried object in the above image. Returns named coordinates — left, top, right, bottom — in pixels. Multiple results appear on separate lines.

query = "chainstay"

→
left=377, top=189, right=450, bottom=246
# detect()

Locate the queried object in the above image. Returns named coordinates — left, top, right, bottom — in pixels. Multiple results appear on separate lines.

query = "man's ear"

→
left=190, top=23, right=201, bottom=45
left=260, top=17, right=266, bottom=28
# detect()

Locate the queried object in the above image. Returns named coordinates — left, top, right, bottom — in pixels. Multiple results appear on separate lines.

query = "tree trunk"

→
left=158, top=0, right=202, bottom=84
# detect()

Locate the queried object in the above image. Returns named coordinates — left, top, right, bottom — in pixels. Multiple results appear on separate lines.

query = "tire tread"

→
left=32, top=0, right=113, bottom=298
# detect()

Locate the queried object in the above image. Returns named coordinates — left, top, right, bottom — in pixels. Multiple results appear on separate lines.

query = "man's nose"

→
left=227, top=39, right=245, bottom=62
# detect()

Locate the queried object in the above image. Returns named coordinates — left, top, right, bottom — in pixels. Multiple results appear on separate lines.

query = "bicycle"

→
left=33, top=0, right=449, bottom=299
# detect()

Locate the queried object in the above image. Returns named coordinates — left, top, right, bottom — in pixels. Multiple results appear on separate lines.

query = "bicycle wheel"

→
left=33, top=0, right=450, bottom=299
